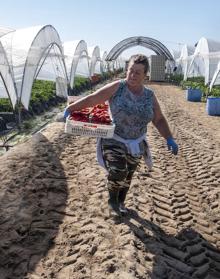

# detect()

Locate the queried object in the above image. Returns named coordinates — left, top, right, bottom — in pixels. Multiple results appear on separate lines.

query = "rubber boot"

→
left=108, top=189, right=120, bottom=217
left=118, top=188, right=129, bottom=214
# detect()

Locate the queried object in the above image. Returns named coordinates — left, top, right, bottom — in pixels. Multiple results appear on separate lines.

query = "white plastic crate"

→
left=65, top=117, right=115, bottom=138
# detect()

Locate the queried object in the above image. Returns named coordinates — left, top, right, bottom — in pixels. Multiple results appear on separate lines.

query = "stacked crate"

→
left=149, top=55, right=166, bottom=81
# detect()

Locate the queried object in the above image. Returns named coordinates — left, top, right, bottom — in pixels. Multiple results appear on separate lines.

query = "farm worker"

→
left=64, top=54, right=178, bottom=217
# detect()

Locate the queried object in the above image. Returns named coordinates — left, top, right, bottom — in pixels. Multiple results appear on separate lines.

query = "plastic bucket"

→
left=186, top=89, right=202, bottom=102
left=206, top=97, right=220, bottom=116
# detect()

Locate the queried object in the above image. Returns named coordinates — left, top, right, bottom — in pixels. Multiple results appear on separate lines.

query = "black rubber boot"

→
left=108, top=189, right=120, bottom=216
left=118, top=188, right=129, bottom=214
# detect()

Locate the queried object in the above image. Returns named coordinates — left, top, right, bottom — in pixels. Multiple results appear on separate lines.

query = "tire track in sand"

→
left=143, top=84, right=220, bottom=278
left=1, top=83, right=220, bottom=278
left=37, top=84, right=220, bottom=279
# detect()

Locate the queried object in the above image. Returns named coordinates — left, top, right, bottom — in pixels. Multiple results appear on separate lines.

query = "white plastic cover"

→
left=210, top=61, right=220, bottom=89
left=0, top=24, right=115, bottom=110
left=117, top=55, right=126, bottom=69
left=63, top=40, right=89, bottom=88
left=100, top=51, right=108, bottom=72
left=0, top=40, right=17, bottom=107
left=75, top=57, right=90, bottom=77
left=88, top=46, right=101, bottom=76
left=36, top=44, right=67, bottom=82
left=166, top=49, right=181, bottom=73
left=186, top=37, right=220, bottom=84
left=56, top=77, right=67, bottom=98
left=176, top=45, right=195, bottom=79
left=0, top=25, right=67, bottom=109
left=0, top=27, right=14, bottom=37
left=108, top=61, right=115, bottom=72
left=171, top=49, right=181, bottom=60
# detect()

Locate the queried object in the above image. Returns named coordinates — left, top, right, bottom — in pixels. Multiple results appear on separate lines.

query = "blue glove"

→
left=166, top=137, right=178, bottom=155
left=63, top=107, right=70, bottom=119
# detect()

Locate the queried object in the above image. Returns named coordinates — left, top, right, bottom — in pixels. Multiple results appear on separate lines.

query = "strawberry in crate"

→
left=69, top=107, right=91, bottom=122
left=70, top=104, right=112, bottom=125
left=90, top=104, right=112, bottom=125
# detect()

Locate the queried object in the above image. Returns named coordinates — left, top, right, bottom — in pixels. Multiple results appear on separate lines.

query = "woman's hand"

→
left=63, top=107, right=70, bottom=119
left=166, top=137, right=178, bottom=155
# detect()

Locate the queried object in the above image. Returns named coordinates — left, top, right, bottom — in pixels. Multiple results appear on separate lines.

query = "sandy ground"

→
left=0, top=83, right=220, bottom=279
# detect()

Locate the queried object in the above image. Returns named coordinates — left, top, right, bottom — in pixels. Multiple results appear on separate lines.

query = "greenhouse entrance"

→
left=105, top=36, right=173, bottom=61
left=106, top=36, right=173, bottom=82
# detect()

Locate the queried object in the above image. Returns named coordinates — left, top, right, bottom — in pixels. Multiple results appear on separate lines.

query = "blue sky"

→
left=1, top=0, right=219, bottom=58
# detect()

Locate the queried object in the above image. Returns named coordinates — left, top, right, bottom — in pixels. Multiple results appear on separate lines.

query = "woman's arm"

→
left=151, top=94, right=178, bottom=155
left=152, top=94, right=173, bottom=139
left=66, top=80, right=121, bottom=113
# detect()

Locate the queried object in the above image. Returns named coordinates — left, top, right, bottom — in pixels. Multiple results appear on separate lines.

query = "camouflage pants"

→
left=101, top=138, right=142, bottom=191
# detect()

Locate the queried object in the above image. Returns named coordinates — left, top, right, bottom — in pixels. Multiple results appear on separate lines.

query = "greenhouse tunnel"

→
left=0, top=25, right=68, bottom=110
left=106, top=36, right=174, bottom=61
left=63, top=40, right=90, bottom=88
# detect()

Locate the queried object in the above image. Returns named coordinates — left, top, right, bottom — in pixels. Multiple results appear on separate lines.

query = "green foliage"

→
left=209, top=85, right=220, bottom=97
left=28, top=79, right=57, bottom=113
left=186, top=76, right=205, bottom=83
left=101, top=72, right=113, bottom=80
left=165, top=74, right=220, bottom=98
left=73, top=76, right=90, bottom=91
left=30, top=80, right=55, bottom=105
left=0, top=71, right=119, bottom=114
left=0, top=98, right=13, bottom=112
left=166, top=74, right=184, bottom=85
left=22, top=120, right=33, bottom=130
left=180, top=76, right=209, bottom=95
left=180, top=76, right=220, bottom=98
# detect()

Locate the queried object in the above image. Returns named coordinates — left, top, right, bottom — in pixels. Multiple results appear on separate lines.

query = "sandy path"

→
left=0, top=83, right=220, bottom=279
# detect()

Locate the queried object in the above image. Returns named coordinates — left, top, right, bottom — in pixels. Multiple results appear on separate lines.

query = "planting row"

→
left=166, top=75, right=220, bottom=116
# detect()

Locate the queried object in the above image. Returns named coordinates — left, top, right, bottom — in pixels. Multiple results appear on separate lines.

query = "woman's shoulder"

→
left=103, top=79, right=122, bottom=89
left=144, top=86, right=154, bottom=96
left=112, top=79, right=126, bottom=87
left=103, top=79, right=125, bottom=94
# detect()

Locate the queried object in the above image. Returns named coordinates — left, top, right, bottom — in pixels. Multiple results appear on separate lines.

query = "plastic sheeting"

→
left=88, top=46, right=101, bottom=76
left=166, top=49, right=181, bottom=73
left=75, top=57, right=90, bottom=78
left=176, top=45, right=195, bottom=79
left=210, top=61, right=220, bottom=89
left=100, top=50, right=108, bottom=72
left=63, top=40, right=89, bottom=88
left=0, top=27, right=14, bottom=37
left=36, top=44, right=67, bottom=82
left=0, top=25, right=108, bottom=109
left=186, top=37, right=220, bottom=84
left=115, top=55, right=126, bottom=70
left=106, top=36, right=173, bottom=61
left=0, top=24, right=160, bottom=112
left=0, top=40, right=17, bottom=107
left=0, top=25, right=67, bottom=109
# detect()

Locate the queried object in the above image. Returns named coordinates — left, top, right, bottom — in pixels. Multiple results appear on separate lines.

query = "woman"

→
left=64, top=54, right=178, bottom=216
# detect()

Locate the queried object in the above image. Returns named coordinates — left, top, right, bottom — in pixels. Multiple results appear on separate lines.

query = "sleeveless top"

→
left=109, top=80, right=154, bottom=139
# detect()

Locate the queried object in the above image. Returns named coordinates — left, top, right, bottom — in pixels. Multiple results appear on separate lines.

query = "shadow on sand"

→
left=0, top=132, right=69, bottom=279
left=121, top=209, right=220, bottom=279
